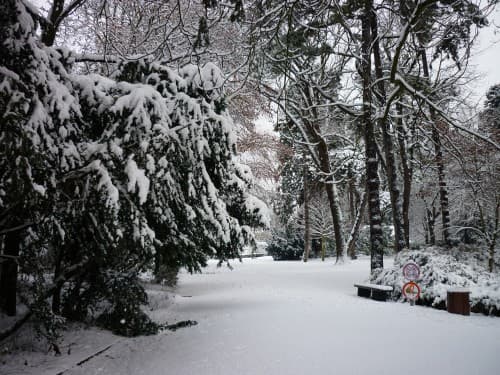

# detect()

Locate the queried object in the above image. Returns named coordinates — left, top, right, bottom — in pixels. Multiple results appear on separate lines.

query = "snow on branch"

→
left=390, top=0, right=439, bottom=82
left=394, top=73, right=500, bottom=150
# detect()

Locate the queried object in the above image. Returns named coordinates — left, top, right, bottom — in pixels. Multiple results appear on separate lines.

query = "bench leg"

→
left=358, top=288, right=371, bottom=298
left=371, top=290, right=388, bottom=301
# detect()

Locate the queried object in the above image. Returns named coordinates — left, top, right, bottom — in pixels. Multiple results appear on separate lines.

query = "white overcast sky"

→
left=469, top=6, right=500, bottom=102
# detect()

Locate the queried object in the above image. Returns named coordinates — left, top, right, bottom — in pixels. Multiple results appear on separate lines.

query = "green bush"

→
left=93, top=272, right=159, bottom=336
left=266, top=232, right=304, bottom=260
left=96, top=305, right=159, bottom=337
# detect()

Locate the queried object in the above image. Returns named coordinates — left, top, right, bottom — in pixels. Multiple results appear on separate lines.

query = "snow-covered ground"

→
left=2, top=256, right=500, bottom=375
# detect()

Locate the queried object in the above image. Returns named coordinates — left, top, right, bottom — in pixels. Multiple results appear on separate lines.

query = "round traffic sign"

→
left=402, top=262, right=420, bottom=281
left=402, top=281, right=421, bottom=301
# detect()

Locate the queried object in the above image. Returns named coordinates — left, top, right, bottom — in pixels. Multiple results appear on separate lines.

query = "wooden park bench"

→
left=354, top=283, right=393, bottom=302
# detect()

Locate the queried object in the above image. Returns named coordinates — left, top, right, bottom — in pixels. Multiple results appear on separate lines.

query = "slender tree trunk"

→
left=0, top=229, right=20, bottom=316
left=321, top=236, right=326, bottom=261
left=347, top=191, right=367, bottom=259
left=488, top=199, right=499, bottom=272
left=62, top=278, right=83, bottom=320
left=395, top=103, right=412, bottom=248
left=362, top=0, right=384, bottom=271
left=370, top=10, right=406, bottom=253
left=302, top=105, right=345, bottom=261
left=52, top=246, right=63, bottom=314
left=423, top=218, right=429, bottom=244
left=420, top=48, right=451, bottom=246
left=432, top=126, right=451, bottom=245
left=349, top=177, right=356, bottom=225
left=426, top=205, right=436, bottom=245
left=324, top=181, right=345, bottom=262
left=154, top=251, right=162, bottom=280
left=303, top=166, right=311, bottom=262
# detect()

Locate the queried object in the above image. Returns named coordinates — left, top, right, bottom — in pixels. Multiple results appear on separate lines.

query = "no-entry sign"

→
left=402, top=281, right=421, bottom=301
left=402, top=262, right=420, bottom=281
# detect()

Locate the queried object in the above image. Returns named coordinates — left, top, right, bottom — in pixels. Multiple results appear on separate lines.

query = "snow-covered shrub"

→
left=371, top=247, right=500, bottom=315
left=95, top=276, right=159, bottom=337
left=266, top=231, right=304, bottom=261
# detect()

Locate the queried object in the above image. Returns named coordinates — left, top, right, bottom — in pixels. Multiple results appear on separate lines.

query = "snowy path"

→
left=5, top=257, right=500, bottom=374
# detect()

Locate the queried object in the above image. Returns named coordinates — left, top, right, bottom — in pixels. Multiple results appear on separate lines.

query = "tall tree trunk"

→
left=423, top=217, right=429, bottom=244
left=420, top=48, right=451, bottom=246
left=302, top=91, right=346, bottom=261
left=362, top=0, right=384, bottom=271
left=432, top=125, right=451, bottom=245
left=426, top=206, right=436, bottom=245
left=348, top=176, right=356, bottom=225
left=321, top=236, right=326, bottom=261
left=0, top=229, right=20, bottom=316
left=52, top=246, right=63, bottom=314
left=154, top=251, right=162, bottom=280
left=488, top=199, right=499, bottom=272
left=347, top=191, right=367, bottom=259
left=395, top=103, right=412, bottom=248
left=324, top=181, right=345, bottom=262
left=370, top=10, right=406, bottom=253
left=303, top=166, right=311, bottom=262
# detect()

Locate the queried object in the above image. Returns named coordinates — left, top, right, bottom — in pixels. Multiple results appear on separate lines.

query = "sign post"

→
left=402, top=262, right=421, bottom=306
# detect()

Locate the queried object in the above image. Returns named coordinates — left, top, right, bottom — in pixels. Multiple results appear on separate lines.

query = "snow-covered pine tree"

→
left=0, top=0, right=84, bottom=325
left=0, top=0, right=268, bottom=341
left=77, top=58, right=269, bottom=274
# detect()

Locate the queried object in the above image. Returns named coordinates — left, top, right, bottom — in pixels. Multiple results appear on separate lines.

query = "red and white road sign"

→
left=402, top=262, right=420, bottom=281
left=402, top=281, right=421, bottom=301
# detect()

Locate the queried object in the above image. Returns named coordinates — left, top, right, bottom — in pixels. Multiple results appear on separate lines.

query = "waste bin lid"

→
left=447, top=287, right=470, bottom=293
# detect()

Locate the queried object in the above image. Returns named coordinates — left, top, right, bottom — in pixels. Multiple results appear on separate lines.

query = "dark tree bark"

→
left=362, top=0, right=384, bottom=271
left=488, top=199, right=499, bottom=272
left=420, top=49, right=451, bottom=246
left=303, top=165, right=311, bottom=262
left=432, top=125, right=451, bottom=245
left=320, top=236, right=326, bottom=261
left=423, top=218, right=429, bottom=244
left=41, top=0, right=65, bottom=46
left=0, top=229, right=21, bottom=316
left=51, top=244, right=64, bottom=314
left=306, top=143, right=346, bottom=263
left=41, top=0, right=87, bottom=47
left=426, top=206, right=436, bottom=245
left=370, top=10, right=406, bottom=253
left=395, top=103, right=412, bottom=248
left=348, top=176, right=356, bottom=225
left=347, top=191, right=367, bottom=259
